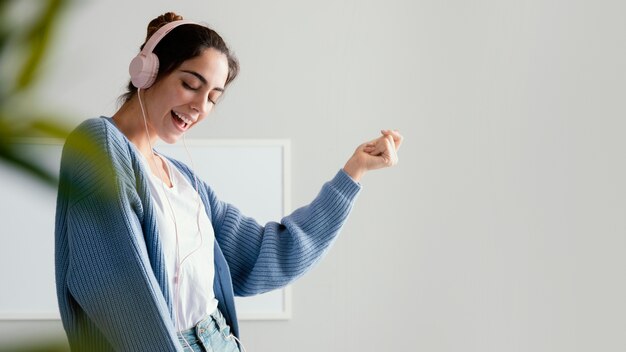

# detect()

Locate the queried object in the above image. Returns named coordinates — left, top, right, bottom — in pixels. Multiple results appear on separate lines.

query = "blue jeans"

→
left=178, top=308, right=241, bottom=352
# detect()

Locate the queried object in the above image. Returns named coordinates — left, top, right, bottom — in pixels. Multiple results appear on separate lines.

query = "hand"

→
left=343, top=129, right=403, bottom=182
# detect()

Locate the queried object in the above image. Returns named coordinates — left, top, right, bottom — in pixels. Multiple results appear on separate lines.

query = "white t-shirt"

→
left=141, top=152, right=218, bottom=330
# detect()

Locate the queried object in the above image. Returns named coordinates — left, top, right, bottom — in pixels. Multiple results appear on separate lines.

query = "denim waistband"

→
left=177, top=307, right=230, bottom=346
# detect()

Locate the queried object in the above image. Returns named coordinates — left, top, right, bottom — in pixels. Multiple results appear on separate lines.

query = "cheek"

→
left=197, top=111, right=209, bottom=123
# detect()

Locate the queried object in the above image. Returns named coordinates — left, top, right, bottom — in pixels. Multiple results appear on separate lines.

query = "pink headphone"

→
left=129, top=20, right=199, bottom=89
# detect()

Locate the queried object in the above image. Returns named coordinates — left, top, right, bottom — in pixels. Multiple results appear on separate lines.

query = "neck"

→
left=112, top=93, right=158, bottom=158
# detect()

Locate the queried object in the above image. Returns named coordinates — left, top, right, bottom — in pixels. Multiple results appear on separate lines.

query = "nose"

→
left=192, top=94, right=212, bottom=117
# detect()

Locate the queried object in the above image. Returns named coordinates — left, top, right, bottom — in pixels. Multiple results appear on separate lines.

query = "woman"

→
left=55, top=12, right=402, bottom=352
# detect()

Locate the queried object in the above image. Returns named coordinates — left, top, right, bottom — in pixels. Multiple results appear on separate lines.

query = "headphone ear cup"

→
left=129, top=52, right=160, bottom=89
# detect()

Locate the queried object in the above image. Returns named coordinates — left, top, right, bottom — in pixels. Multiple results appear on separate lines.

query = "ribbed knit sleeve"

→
left=55, top=119, right=181, bottom=351
left=207, top=169, right=362, bottom=296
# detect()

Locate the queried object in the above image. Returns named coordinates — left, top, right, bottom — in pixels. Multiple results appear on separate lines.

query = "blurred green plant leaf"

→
left=0, top=0, right=71, bottom=186
left=17, top=0, right=67, bottom=91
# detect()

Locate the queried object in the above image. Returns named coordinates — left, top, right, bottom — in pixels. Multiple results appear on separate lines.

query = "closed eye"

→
left=182, top=81, right=217, bottom=104
left=182, top=81, right=200, bottom=90
left=208, top=91, right=222, bottom=105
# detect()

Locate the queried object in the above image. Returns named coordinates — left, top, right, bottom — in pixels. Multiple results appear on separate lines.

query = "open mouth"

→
left=171, top=111, right=191, bottom=130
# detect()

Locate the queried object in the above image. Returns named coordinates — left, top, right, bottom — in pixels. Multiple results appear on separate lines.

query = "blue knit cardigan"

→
left=55, top=117, right=361, bottom=351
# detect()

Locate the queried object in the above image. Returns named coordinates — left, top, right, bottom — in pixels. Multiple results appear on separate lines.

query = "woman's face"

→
left=143, top=47, right=229, bottom=143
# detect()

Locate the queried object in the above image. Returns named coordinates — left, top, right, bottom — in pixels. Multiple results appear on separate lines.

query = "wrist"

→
left=343, top=159, right=365, bottom=182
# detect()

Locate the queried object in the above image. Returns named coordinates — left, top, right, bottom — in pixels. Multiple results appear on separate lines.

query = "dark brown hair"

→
left=121, top=12, right=239, bottom=103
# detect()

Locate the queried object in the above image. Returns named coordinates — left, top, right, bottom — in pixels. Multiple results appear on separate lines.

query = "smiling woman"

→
left=114, top=47, right=230, bottom=148
left=54, top=11, right=402, bottom=352
left=120, top=12, right=239, bottom=105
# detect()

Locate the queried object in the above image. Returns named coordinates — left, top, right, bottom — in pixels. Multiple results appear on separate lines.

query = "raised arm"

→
left=200, top=130, right=402, bottom=296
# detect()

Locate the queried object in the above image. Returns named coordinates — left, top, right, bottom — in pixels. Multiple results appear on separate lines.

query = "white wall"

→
left=2, top=0, right=625, bottom=351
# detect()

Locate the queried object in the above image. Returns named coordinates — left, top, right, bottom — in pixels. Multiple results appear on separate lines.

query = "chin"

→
left=160, top=134, right=182, bottom=144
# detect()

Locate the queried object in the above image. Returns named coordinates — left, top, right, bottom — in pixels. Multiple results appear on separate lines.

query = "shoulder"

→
left=64, top=116, right=137, bottom=162
left=65, top=117, right=124, bottom=151
left=60, top=117, right=137, bottom=197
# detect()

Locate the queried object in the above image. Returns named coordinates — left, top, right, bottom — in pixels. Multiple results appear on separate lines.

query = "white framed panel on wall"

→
left=0, top=138, right=292, bottom=320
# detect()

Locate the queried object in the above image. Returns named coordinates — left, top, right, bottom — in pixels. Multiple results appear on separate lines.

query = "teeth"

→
left=173, top=111, right=192, bottom=125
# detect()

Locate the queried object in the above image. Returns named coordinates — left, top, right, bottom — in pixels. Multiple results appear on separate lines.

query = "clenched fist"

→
left=343, top=129, right=403, bottom=182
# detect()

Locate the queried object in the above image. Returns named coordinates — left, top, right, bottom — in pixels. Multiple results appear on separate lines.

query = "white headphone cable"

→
left=181, top=134, right=248, bottom=352
left=138, top=89, right=247, bottom=352
left=138, top=88, right=202, bottom=350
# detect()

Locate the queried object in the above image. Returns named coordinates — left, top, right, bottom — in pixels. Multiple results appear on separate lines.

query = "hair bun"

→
left=146, top=12, right=184, bottom=41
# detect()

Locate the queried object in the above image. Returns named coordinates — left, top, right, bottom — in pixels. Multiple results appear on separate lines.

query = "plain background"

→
left=1, top=0, right=625, bottom=351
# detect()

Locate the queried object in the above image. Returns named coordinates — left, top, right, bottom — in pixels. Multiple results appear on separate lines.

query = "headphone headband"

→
left=129, top=19, right=200, bottom=89
left=140, top=20, right=197, bottom=56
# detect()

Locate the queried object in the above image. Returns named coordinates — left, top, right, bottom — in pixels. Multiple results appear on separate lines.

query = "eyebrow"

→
left=181, top=70, right=224, bottom=92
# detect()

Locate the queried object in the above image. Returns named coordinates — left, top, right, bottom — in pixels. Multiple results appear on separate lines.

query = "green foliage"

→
left=0, top=0, right=72, bottom=187
left=0, top=341, right=69, bottom=352
left=17, top=0, right=65, bottom=90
